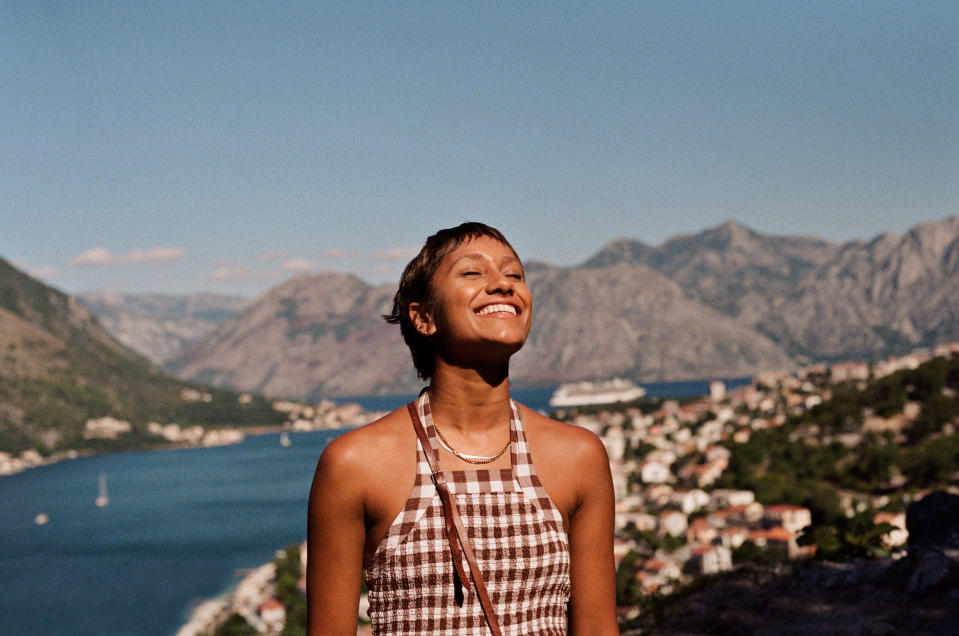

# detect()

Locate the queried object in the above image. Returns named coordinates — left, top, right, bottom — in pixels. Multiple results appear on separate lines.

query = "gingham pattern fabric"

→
left=365, top=392, right=571, bottom=635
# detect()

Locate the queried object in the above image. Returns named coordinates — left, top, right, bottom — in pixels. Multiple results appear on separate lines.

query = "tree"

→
left=213, top=613, right=256, bottom=636
left=615, top=550, right=642, bottom=607
left=797, top=510, right=893, bottom=560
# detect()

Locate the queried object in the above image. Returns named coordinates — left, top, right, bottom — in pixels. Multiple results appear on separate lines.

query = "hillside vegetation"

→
left=0, top=258, right=282, bottom=454
left=718, top=355, right=959, bottom=529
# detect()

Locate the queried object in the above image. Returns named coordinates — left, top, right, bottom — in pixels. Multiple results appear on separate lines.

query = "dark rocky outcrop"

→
left=886, top=491, right=959, bottom=597
left=905, top=490, right=959, bottom=547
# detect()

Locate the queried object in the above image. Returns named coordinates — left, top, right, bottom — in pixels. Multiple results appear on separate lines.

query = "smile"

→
left=476, top=303, right=518, bottom=316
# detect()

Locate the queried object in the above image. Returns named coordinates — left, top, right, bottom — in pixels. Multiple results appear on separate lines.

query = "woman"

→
left=307, top=222, right=617, bottom=635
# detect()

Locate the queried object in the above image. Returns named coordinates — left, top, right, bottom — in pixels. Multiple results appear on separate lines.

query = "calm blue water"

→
left=0, top=377, right=750, bottom=635
left=0, top=430, right=339, bottom=636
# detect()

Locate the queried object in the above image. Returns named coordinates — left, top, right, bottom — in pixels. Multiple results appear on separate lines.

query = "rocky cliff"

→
left=167, top=273, right=419, bottom=398
left=78, top=290, right=249, bottom=364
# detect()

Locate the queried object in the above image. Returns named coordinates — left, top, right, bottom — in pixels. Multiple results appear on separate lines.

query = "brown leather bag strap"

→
left=407, top=401, right=503, bottom=636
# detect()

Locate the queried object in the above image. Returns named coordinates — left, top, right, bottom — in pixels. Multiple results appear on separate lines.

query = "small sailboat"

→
left=280, top=432, right=291, bottom=448
left=95, top=473, right=109, bottom=508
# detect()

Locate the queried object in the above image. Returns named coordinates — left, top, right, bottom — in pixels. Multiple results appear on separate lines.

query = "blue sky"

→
left=3, top=2, right=958, bottom=297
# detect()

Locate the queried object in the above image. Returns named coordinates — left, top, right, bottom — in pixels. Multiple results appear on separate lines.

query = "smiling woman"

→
left=306, top=222, right=617, bottom=635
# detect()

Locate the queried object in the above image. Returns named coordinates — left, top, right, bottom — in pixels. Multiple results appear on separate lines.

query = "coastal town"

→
left=179, top=341, right=959, bottom=634
left=0, top=392, right=373, bottom=477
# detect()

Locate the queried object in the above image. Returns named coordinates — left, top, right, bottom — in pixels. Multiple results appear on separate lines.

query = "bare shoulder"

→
left=517, top=404, right=609, bottom=466
left=313, top=406, right=414, bottom=486
left=516, top=404, right=611, bottom=521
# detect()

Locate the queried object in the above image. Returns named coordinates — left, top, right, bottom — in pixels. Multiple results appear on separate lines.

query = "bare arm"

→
left=567, top=432, right=618, bottom=635
left=307, top=435, right=367, bottom=635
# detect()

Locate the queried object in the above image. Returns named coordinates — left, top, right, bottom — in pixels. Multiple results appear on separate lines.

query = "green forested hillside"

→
left=717, top=353, right=959, bottom=557
left=0, top=258, right=282, bottom=454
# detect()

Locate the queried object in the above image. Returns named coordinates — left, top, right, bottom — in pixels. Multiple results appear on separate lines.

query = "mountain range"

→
left=78, top=290, right=249, bottom=364
left=133, top=216, right=959, bottom=400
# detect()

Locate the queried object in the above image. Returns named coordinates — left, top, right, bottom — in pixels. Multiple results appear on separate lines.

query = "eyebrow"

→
left=450, top=253, right=523, bottom=268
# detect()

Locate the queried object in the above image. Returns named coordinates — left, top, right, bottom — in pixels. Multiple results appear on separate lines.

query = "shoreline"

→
left=0, top=424, right=347, bottom=479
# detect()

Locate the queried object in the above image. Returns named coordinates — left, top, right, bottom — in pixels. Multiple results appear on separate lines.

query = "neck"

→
left=428, top=360, right=512, bottom=435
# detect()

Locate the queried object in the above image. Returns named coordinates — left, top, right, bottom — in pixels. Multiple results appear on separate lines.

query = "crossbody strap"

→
left=407, top=401, right=503, bottom=636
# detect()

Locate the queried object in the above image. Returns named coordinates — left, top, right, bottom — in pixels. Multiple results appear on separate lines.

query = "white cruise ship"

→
left=548, top=378, right=646, bottom=407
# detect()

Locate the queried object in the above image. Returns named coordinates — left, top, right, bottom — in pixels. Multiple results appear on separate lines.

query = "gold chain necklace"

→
left=433, top=421, right=511, bottom=465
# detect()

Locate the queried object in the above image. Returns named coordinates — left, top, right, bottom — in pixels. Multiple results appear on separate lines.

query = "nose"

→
left=486, top=269, right=513, bottom=295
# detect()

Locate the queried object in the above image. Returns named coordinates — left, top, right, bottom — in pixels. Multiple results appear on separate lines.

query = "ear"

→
left=408, top=302, right=437, bottom=336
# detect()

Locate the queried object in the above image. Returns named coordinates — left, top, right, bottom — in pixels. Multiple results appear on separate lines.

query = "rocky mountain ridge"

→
left=78, top=290, right=249, bottom=364
left=158, top=216, right=959, bottom=400
left=166, top=273, right=414, bottom=398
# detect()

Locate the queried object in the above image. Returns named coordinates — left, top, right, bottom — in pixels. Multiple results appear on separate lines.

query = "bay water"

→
left=0, top=378, right=747, bottom=635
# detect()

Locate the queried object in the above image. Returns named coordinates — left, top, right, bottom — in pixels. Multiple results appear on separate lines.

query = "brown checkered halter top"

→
left=365, top=392, right=571, bottom=634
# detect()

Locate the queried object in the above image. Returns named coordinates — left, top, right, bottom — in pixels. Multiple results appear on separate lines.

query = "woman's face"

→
left=414, top=235, right=532, bottom=364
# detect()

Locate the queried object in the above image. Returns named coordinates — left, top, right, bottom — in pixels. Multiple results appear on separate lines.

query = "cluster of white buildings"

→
left=0, top=447, right=53, bottom=475
left=575, top=341, right=959, bottom=599
left=272, top=398, right=381, bottom=431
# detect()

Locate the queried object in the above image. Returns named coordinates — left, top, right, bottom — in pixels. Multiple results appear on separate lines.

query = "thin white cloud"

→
left=281, top=257, right=320, bottom=272
left=209, top=265, right=278, bottom=282
left=117, top=246, right=185, bottom=264
left=71, top=246, right=115, bottom=266
left=71, top=246, right=186, bottom=266
left=371, top=246, right=419, bottom=261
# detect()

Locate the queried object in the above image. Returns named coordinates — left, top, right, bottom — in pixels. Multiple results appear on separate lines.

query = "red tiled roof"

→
left=765, top=504, right=807, bottom=513
left=258, top=598, right=284, bottom=611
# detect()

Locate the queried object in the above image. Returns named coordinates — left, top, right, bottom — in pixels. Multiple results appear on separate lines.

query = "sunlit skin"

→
left=306, top=236, right=618, bottom=635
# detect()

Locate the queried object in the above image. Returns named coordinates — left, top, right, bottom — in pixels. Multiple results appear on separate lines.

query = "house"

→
left=679, top=458, right=727, bottom=488
left=874, top=511, right=908, bottom=547
left=686, top=517, right=717, bottom=545
left=704, top=445, right=732, bottom=463
left=688, top=545, right=733, bottom=575
left=603, top=424, right=626, bottom=463
left=258, top=598, right=286, bottom=632
left=749, top=526, right=811, bottom=559
left=640, top=460, right=672, bottom=484
left=642, top=556, right=682, bottom=581
left=657, top=510, right=688, bottom=537
left=710, top=489, right=756, bottom=508
left=645, top=448, right=677, bottom=466
left=709, top=380, right=726, bottom=401
left=669, top=489, right=710, bottom=514
left=724, top=503, right=764, bottom=526
left=717, top=525, right=749, bottom=549
left=829, top=361, right=870, bottom=382
left=764, top=504, right=812, bottom=533
left=617, top=511, right=658, bottom=533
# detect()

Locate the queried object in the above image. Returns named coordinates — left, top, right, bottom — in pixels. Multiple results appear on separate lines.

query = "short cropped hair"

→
left=385, top=222, right=518, bottom=380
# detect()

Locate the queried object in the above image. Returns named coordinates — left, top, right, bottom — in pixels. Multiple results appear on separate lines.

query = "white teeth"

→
left=478, top=304, right=517, bottom=316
